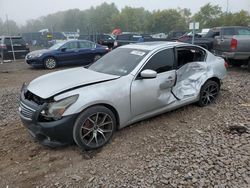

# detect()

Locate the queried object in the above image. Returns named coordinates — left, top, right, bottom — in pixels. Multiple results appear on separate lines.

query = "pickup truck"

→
left=212, top=26, right=250, bottom=71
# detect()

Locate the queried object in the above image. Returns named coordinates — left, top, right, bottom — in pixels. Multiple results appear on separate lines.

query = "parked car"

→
left=0, top=36, right=29, bottom=61
left=113, top=33, right=166, bottom=48
left=166, top=31, right=187, bottom=41
left=19, top=42, right=227, bottom=150
left=78, top=34, right=115, bottom=49
left=212, top=26, right=250, bottom=71
left=25, top=40, right=109, bottom=69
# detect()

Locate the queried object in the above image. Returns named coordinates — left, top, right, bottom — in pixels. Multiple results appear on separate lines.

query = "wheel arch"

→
left=207, top=77, right=221, bottom=88
left=42, top=55, right=58, bottom=63
left=78, top=103, right=120, bottom=130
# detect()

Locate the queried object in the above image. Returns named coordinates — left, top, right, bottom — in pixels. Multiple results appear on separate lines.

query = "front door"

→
left=57, top=41, right=80, bottom=65
left=131, top=48, right=176, bottom=117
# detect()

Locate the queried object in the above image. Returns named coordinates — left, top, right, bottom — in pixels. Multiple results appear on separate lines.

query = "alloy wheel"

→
left=80, top=112, right=114, bottom=148
left=201, top=83, right=219, bottom=106
left=45, top=58, right=56, bottom=69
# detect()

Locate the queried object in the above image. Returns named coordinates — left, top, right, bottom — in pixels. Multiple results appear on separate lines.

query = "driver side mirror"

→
left=140, top=69, right=157, bottom=79
left=61, top=47, right=67, bottom=52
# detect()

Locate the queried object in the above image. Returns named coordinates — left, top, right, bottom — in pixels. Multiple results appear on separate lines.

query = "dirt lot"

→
left=0, top=61, right=249, bottom=188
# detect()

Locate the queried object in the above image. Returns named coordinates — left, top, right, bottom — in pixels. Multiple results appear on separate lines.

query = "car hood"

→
left=28, top=49, right=52, bottom=56
left=27, top=67, right=120, bottom=99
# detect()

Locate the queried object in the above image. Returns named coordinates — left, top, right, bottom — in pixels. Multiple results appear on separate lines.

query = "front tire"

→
left=73, top=105, right=116, bottom=150
left=44, top=57, right=57, bottom=69
left=198, top=80, right=220, bottom=107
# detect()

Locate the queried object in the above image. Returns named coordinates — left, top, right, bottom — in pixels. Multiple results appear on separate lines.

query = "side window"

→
left=142, top=49, right=174, bottom=74
left=222, top=28, right=236, bottom=35
left=64, top=41, right=78, bottom=50
left=4, top=38, right=11, bottom=45
left=79, top=41, right=95, bottom=49
left=237, top=28, right=250, bottom=35
left=177, top=47, right=205, bottom=68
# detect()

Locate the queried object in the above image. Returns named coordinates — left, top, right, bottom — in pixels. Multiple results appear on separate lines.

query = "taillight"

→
left=0, top=44, right=7, bottom=49
left=224, top=60, right=229, bottom=69
left=230, top=38, right=237, bottom=50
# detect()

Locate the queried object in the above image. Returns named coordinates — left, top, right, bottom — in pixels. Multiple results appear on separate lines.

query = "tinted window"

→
left=89, top=48, right=149, bottom=76
left=4, top=38, right=25, bottom=46
left=117, top=34, right=130, bottom=40
left=237, top=28, right=250, bottom=35
left=79, top=41, right=94, bottom=49
left=131, top=35, right=142, bottom=41
left=205, top=29, right=220, bottom=38
left=222, top=28, right=236, bottom=35
left=142, top=49, right=174, bottom=73
left=102, top=35, right=113, bottom=40
left=177, top=47, right=205, bottom=68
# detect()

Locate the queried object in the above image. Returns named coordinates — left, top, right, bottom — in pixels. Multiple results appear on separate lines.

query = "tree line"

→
left=0, top=3, right=250, bottom=35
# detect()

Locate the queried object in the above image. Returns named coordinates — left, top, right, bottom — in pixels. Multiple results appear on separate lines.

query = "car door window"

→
left=142, top=49, right=174, bottom=74
left=63, top=41, right=78, bottom=50
left=79, top=41, right=95, bottom=49
left=177, top=47, right=205, bottom=68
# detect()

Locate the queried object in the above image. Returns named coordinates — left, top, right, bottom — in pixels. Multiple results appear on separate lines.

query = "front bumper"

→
left=19, top=88, right=77, bottom=147
left=25, top=57, right=44, bottom=67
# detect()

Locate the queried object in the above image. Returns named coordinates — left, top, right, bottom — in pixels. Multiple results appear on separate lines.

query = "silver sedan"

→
left=19, top=42, right=227, bottom=150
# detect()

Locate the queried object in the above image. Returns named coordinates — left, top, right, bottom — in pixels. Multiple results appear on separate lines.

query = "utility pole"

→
left=226, top=0, right=229, bottom=13
left=6, top=14, right=16, bottom=61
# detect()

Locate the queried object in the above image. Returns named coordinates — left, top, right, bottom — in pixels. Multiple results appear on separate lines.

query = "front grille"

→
left=19, top=102, right=35, bottom=120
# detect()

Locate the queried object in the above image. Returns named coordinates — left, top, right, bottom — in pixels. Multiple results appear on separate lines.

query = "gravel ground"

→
left=0, top=61, right=249, bottom=188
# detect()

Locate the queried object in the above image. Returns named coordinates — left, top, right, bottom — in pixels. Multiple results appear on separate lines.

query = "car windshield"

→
left=49, top=42, right=65, bottom=50
left=89, top=48, right=149, bottom=76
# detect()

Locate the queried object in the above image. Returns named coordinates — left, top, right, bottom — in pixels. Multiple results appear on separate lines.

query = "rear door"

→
left=172, top=46, right=207, bottom=100
left=131, top=48, right=176, bottom=117
left=78, top=41, right=96, bottom=65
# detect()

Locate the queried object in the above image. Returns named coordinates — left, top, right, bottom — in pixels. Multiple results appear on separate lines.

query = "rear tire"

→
left=73, top=105, right=116, bottom=150
left=94, top=54, right=102, bottom=62
left=198, top=80, right=220, bottom=107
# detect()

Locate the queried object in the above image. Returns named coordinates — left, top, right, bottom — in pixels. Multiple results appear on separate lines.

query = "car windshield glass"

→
left=89, top=48, right=149, bottom=76
left=49, top=42, right=64, bottom=50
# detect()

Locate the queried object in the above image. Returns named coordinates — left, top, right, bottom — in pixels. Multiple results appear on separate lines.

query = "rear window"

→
left=222, top=28, right=236, bottom=35
left=4, top=38, right=26, bottom=46
left=116, top=34, right=130, bottom=40
left=236, top=28, right=250, bottom=35
left=131, top=35, right=142, bottom=41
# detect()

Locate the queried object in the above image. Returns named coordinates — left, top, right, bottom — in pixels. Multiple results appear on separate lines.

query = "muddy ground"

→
left=0, top=61, right=249, bottom=188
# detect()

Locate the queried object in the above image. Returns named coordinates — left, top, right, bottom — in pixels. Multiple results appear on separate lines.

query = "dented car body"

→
left=19, top=42, right=227, bottom=150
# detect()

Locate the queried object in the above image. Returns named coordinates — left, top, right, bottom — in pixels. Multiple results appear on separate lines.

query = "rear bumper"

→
left=218, top=51, right=250, bottom=60
left=0, top=50, right=29, bottom=60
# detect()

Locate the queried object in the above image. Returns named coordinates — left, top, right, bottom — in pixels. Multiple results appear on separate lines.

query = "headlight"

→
left=41, top=95, right=78, bottom=120
left=33, top=53, right=43, bottom=58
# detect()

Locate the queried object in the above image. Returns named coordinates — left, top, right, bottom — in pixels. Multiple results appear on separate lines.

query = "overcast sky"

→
left=0, top=0, right=250, bottom=25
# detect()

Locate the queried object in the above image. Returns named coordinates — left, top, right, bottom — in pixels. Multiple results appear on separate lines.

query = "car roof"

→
left=119, top=41, right=188, bottom=51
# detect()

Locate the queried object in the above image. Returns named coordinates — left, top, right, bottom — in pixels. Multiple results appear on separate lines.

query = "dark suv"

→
left=79, top=34, right=115, bottom=49
left=0, top=36, right=30, bottom=61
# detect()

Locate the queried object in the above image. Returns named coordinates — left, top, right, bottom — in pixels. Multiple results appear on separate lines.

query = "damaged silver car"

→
left=19, top=42, right=227, bottom=150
